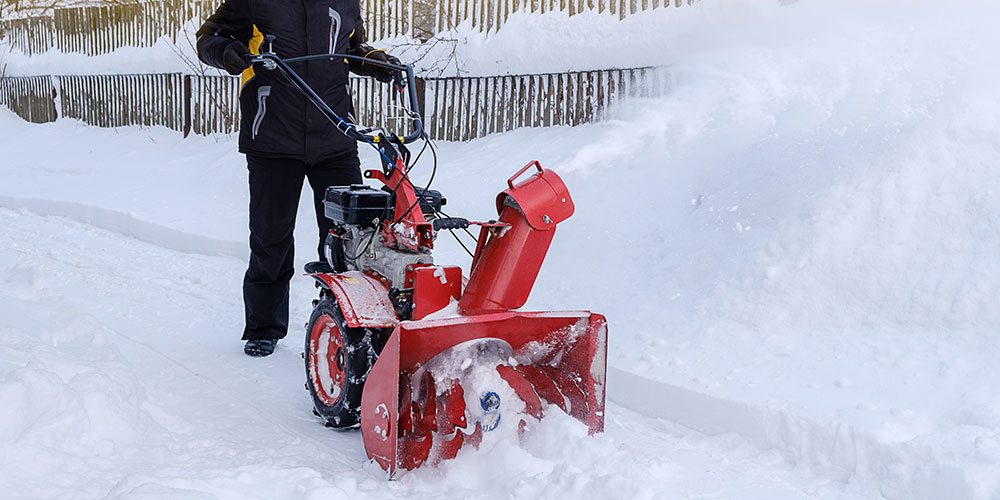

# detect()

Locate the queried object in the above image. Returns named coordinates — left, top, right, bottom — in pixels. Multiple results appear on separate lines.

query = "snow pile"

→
left=405, top=1, right=1000, bottom=495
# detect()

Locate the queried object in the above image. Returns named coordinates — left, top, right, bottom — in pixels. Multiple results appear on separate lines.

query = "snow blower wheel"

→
left=305, top=297, right=373, bottom=429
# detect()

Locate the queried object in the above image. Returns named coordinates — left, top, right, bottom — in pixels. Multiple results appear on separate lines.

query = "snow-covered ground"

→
left=4, top=0, right=1000, bottom=498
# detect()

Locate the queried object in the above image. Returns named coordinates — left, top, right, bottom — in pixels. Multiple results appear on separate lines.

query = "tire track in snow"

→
left=0, top=196, right=246, bottom=259
left=608, top=368, right=978, bottom=499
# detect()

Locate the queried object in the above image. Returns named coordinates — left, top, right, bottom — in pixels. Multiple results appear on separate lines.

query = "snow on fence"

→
left=0, top=0, right=693, bottom=56
left=0, top=67, right=668, bottom=140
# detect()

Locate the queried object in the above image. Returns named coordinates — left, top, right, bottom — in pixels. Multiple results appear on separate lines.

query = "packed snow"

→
left=3, top=0, right=1000, bottom=498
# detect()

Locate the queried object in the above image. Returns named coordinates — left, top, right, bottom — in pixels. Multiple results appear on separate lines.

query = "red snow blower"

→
left=249, top=47, right=607, bottom=477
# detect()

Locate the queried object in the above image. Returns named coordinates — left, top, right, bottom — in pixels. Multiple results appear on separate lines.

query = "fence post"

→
left=414, top=76, right=426, bottom=132
left=183, top=74, right=192, bottom=137
left=49, top=76, right=59, bottom=122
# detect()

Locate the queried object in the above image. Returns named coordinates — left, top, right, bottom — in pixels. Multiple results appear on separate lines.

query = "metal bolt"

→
left=542, top=215, right=552, bottom=223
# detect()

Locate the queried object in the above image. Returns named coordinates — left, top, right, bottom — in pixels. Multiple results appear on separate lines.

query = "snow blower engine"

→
left=249, top=46, right=608, bottom=477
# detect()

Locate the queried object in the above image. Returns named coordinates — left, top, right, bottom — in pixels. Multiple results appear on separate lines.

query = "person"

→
left=196, top=0, right=401, bottom=357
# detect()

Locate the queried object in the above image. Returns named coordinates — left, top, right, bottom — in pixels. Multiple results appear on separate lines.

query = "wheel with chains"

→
left=304, top=296, right=376, bottom=429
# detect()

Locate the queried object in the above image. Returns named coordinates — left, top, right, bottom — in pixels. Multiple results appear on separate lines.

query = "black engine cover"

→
left=324, top=185, right=448, bottom=227
left=324, top=185, right=392, bottom=227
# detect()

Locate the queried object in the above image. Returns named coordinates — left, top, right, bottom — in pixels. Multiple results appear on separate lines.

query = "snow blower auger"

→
left=248, top=46, right=608, bottom=477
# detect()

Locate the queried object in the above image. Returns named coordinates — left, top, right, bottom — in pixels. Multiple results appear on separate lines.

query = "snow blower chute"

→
left=248, top=46, right=608, bottom=477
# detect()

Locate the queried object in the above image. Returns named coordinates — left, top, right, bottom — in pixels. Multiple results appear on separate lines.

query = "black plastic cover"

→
left=324, top=185, right=392, bottom=226
left=380, top=186, right=446, bottom=215
left=416, top=187, right=446, bottom=214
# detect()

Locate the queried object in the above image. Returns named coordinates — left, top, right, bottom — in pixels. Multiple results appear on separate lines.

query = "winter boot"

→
left=244, top=339, right=279, bottom=357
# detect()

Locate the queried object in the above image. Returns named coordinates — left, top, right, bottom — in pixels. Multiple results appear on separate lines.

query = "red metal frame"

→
left=361, top=311, right=608, bottom=476
left=411, top=265, right=462, bottom=320
left=308, top=271, right=398, bottom=328
left=365, top=159, right=434, bottom=253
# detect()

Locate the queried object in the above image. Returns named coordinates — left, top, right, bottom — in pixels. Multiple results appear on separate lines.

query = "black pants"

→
left=242, top=152, right=362, bottom=341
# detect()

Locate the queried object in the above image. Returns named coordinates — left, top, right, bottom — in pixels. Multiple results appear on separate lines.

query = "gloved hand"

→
left=350, top=44, right=404, bottom=85
left=222, top=40, right=252, bottom=75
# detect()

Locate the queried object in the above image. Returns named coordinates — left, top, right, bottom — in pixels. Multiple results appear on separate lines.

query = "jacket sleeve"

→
left=348, top=13, right=366, bottom=53
left=196, top=0, right=253, bottom=70
left=347, top=14, right=381, bottom=77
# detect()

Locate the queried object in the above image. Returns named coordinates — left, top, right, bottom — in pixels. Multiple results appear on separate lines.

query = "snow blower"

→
left=248, top=46, right=608, bottom=477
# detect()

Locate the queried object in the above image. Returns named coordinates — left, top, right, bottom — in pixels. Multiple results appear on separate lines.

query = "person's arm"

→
left=347, top=18, right=402, bottom=83
left=348, top=19, right=367, bottom=54
left=196, top=0, right=254, bottom=75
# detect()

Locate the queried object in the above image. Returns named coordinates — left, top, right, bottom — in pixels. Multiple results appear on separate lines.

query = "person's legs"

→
left=243, top=154, right=306, bottom=348
left=306, top=151, right=363, bottom=264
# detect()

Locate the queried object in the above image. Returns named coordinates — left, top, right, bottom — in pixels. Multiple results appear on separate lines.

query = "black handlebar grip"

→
left=432, top=217, right=469, bottom=231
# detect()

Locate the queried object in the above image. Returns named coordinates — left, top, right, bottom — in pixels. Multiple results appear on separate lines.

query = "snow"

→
left=0, top=29, right=207, bottom=77
left=4, top=0, right=1000, bottom=498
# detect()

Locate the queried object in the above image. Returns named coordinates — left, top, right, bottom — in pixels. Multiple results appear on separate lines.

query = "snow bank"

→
left=405, top=1, right=1000, bottom=495
left=0, top=25, right=206, bottom=77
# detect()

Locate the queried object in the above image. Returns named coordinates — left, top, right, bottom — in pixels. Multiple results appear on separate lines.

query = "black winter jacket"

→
left=197, top=0, right=367, bottom=163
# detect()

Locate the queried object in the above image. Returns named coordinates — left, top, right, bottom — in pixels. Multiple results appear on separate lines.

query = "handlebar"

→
left=246, top=51, right=425, bottom=145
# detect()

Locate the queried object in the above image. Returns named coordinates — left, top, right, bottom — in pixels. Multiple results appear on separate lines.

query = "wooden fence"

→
left=369, top=0, right=697, bottom=40
left=188, top=73, right=240, bottom=135
left=0, top=0, right=216, bottom=56
left=48, top=0, right=216, bottom=56
left=423, top=68, right=666, bottom=141
left=0, top=74, right=56, bottom=123
left=1, top=0, right=694, bottom=56
left=57, top=73, right=186, bottom=128
left=0, top=66, right=668, bottom=140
